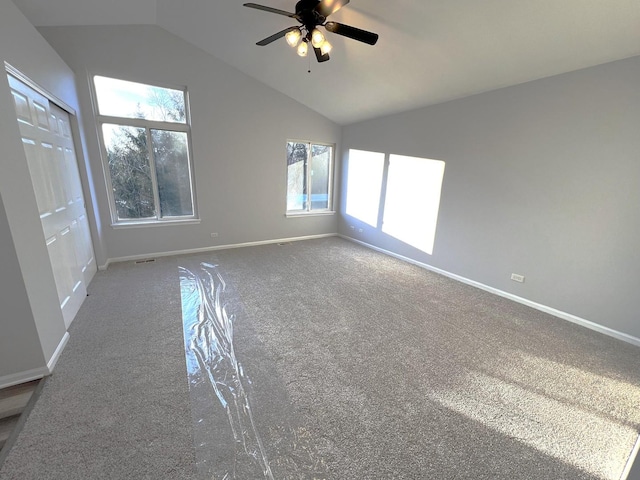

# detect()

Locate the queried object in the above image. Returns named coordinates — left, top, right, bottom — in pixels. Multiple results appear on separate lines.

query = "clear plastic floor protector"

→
left=179, top=259, right=328, bottom=479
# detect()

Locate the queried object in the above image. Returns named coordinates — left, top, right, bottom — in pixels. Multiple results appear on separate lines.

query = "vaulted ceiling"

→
left=12, top=0, right=640, bottom=125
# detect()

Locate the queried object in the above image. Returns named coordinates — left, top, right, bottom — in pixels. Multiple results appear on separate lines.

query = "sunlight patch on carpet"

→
left=428, top=359, right=640, bottom=480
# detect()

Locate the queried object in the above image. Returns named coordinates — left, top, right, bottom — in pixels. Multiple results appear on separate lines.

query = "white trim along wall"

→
left=342, top=236, right=640, bottom=349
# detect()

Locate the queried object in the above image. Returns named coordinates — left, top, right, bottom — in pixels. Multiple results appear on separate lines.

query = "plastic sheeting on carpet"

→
left=179, top=259, right=329, bottom=479
left=180, top=261, right=273, bottom=478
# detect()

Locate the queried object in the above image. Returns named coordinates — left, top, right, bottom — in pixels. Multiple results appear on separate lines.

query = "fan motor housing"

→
left=295, top=0, right=321, bottom=13
left=296, top=0, right=326, bottom=30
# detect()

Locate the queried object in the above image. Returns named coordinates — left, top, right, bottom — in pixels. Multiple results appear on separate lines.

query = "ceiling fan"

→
left=243, top=0, right=379, bottom=63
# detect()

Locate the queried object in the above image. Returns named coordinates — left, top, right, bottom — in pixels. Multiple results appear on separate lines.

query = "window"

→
left=93, top=76, right=196, bottom=224
left=286, top=141, right=334, bottom=214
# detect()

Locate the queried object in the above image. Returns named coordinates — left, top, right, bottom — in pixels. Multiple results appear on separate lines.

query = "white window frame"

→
left=285, top=139, right=335, bottom=217
left=91, top=75, right=198, bottom=227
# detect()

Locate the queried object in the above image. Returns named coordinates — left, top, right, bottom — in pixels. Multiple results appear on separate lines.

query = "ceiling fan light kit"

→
left=297, top=40, right=309, bottom=57
left=311, top=28, right=325, bottom=48
left=244, top=0, right=378, bottom=63
left=285, top=28, right=302, bottom=47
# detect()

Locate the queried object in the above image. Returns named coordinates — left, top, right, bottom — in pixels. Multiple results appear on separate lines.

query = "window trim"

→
left=90, top=74, right=198, bottom=226
left=285, top=139, right=335, bottom=216
left=285, top=210, right=336, bottom=218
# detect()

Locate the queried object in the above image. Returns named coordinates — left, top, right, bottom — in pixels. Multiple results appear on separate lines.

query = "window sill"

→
left=286, top=211, right=336, bottom=218
left=111, top=218, right=201, bottom=229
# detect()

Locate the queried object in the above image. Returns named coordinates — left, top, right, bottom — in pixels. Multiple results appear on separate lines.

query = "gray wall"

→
left=340, top=56, right=640, bottom=340
left=0, top=193, right=45, bottom=378
left=0, top=0, right=83, bottom=383
left=39, top=25, right=342, bottom=263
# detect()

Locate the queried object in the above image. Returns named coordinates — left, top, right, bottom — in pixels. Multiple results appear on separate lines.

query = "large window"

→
left=286, top=140, right=334, bottom=214
left=93, top=76, right=196, bottom=224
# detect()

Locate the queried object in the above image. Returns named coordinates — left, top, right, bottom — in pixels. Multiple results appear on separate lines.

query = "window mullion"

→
left=146, top=128, right=162, bottom=220
left=306, top=142, right=312, bottom=212
left=327, top=145, right=334, bottom=211
left=96, top=114, right=188, bottom=132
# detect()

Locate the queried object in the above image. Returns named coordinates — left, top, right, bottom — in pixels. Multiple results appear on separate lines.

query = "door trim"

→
left=5, top=62, right=76, bottom=116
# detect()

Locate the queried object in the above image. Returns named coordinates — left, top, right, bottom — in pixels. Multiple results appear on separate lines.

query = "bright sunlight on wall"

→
left=345, top=149, right=385, bottom=227
left=382, top=155, right=445, bottom=255
left=345, top=150, right=445, bottom=255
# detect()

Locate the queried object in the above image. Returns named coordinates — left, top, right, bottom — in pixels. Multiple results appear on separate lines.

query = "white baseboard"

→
left=340, top=235, right=640, bottom=348
left=0, top=367, right=48, bottom=390
left=103, top=233, right=338, bottom=267
left=47, top=332, right=70, bottom=373
left=0, top=332, right=70, bottom=390
left=622, top=434, right=640, bottom=480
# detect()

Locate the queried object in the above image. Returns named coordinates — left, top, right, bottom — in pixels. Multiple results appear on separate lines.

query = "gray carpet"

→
left=0, top=255, right=196, bottom=480
left=1, top=237, right=639, bottom=479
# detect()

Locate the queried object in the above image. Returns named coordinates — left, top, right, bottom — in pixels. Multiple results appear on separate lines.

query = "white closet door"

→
left=8, top=74, right=97, bottom=328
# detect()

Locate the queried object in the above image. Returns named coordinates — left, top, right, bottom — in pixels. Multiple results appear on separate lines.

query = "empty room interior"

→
left=1, top=0, right=639, bottom=478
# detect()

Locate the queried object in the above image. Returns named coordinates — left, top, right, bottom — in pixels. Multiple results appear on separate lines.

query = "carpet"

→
left=1, top=237, right=638, bottom=479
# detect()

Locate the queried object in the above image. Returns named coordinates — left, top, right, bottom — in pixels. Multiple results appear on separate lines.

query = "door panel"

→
left=21, top=138, right=52, bottom=217
left=77, top=213, right=95, bottom=285
left=11, top=89, right=31, bottom=124
left=8, top=73, right=97, bottom=328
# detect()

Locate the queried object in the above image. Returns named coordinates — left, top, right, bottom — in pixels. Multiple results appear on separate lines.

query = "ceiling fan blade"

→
left=314, top=47, right=330, bottom=63
left=325, top=21, right=379, bottom=45
left=243, top=3, right=297, bottom=18
left=315, top=0, right=350, bottom=18
left=256, top=27, right=299, bottom=46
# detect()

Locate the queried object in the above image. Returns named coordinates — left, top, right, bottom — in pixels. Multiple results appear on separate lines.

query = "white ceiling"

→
left=13, top=0, right=640, bottom=125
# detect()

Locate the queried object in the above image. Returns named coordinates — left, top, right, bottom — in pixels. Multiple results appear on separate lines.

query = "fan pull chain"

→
left=308, top=53, right=311, bottom=73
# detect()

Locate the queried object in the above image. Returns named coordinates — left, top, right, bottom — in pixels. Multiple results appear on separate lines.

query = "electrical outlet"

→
left=511, top=273, right=525, bottom=283
left=358, top=228, right=364, bottom=233
left=210, top=232, right=219, bottom=238
left=350, top=225, right=355, bottom=230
